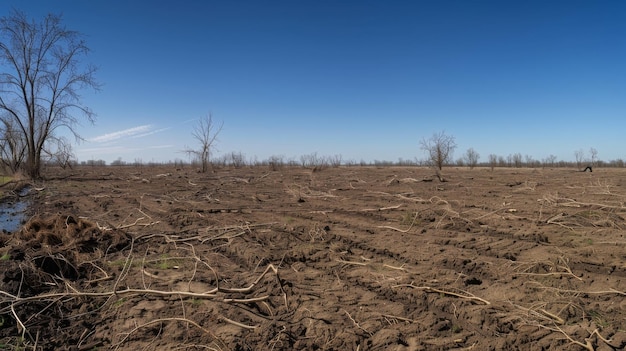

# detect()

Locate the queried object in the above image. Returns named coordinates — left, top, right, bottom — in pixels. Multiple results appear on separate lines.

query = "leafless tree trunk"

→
left=420, top=131, right=457, bottom=171
left=589, top=147, right=598, bottom=167
left=574, top=149, right=585, bottom=169
left=512, top=153, right=523, bottom=168
left=184, top=114, right=223, bottom=173
left=488, top=154, right=497, bottom=171
left=464, top=148, right=480, bottom=169
left=0, top=11, right=98, bottom=178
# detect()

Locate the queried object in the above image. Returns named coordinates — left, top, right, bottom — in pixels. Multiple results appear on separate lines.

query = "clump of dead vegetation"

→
left=0, top=214, right=289, bottom=350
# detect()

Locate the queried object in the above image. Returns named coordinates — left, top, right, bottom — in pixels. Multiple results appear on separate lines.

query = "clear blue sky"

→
left=2, top=1, right=625, bottom=164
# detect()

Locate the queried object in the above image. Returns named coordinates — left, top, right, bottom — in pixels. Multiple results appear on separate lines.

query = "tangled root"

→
left=17, top=213, right=131, bottom=254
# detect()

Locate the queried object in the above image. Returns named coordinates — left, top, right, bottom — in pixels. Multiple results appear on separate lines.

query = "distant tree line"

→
left=13, top=126, right=626, bottom=173
left=54, top=151, right=626, bottom=172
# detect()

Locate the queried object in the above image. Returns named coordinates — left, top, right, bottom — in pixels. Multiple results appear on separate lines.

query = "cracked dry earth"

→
left=1, top=165, right=626, bottom=350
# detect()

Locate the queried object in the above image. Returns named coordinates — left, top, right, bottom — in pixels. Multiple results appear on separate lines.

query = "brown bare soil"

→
left=1, top=165, right=626, bottom=350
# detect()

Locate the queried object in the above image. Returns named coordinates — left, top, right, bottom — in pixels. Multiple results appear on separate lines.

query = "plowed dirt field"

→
left=1, top=166, right=625, bottom=350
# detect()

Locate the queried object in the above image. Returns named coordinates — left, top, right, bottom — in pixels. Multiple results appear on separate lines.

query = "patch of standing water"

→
left=0, top=186, right=32, bottom=233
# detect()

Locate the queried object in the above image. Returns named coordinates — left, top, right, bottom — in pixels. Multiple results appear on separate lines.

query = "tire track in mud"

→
left=210, top=173, right=626, bottom=350
left=264, top=197, right=605, bottom=349
left=285, top=203, right=546, bottom=272
left=205, top=223, right=413, bottom=349
left=185, top=211, right=406, bottom=349
left=261, top=217, right=488, bottom=348
left=274, top=226, right=520, bottom=349
left=294, top=233, right=573, bottom=350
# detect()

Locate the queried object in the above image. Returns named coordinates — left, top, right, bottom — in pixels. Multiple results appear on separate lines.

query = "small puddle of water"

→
left=0, top=186, right=32, bottom=233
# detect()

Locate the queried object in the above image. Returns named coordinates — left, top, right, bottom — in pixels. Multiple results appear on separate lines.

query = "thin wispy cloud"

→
left=80, top=124, right=176, bottom=161
left=77, top=144, right=174, bottom=156
left=133, top=127, right=171, bottom=139
left=78, top=146, right=127, bottom=154
left=91, top=125, right=153, bottom=143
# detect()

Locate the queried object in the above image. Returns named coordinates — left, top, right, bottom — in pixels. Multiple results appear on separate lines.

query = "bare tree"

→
left=329, top=154, right=342, bottom=167
left=464, top=148, right=480, bottom=169
left=498, top=155, right=506, bottom=167
left=229, top=151, right=246, bottom=168
left=267, top=155, right=284, bottom=171
left=0, top=11, right=99, bottom=178
left=542, top=154, right=557, bottom=168
left=574, top=149, right=585, bottom=169
left=512, top=153, right=523, bottom=168
left=300, top=152, right=322, bottom=168
left=488, top=154, right=497, bottom=171
left=184, top=114, right=223, bottom=173
left=589, top=147, right=598, bottom=167
left=44, top=137, right=75, bottom=169
left=0, top=116, right=25, bottom=172
left=420, top=131, right=457, bottom=171
left=524, top=154, right=535, bottom=167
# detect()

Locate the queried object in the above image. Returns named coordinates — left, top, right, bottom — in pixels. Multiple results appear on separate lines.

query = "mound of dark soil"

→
left=0, top=214, right=131, bottom=349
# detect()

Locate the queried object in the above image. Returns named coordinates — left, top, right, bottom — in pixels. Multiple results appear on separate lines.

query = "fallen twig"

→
left=535, top=325, right=612, bottom=351
left=360, top=204, right=402, bottom=212
left=377, top=211, right=418, bottom=233
left=220, top=316, right=259, bottom=330
left=344, top=310, right=373, bottom=336
left=117, top=217, right=161, bottom=229
left=391, top=283, right=490, bottom=305
left=380, top=314, right=418, bottom=324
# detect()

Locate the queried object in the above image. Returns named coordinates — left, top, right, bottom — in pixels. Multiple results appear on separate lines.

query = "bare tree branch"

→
left=0, top=10, right=99, bottom=178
